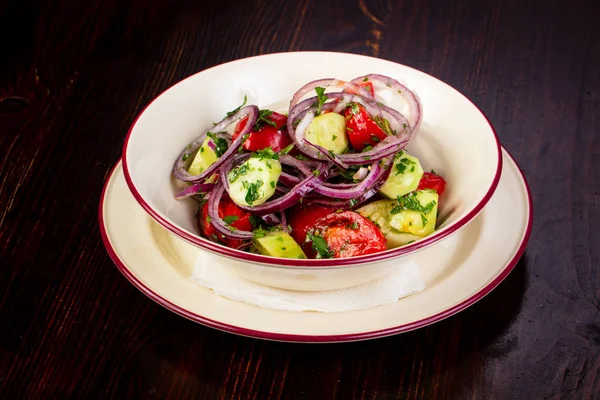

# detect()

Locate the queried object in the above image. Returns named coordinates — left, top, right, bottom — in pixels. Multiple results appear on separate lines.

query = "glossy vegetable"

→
left=418, top=172, right=446, bottom=196
left=304, top=112, right=349, bottom=155
left=306, top=211, right=387, bottom=258
left=227, top=156, right=282, bottom=207
left=253, top=230, right=307, bottom=259
left=200, top=194, right=253, bottom=248
left=357, top=199, right=421, bottom=248
left=288, top=205, right=336, bottom=246
left=379, top=152, right=424, bottom=199
left=388, top=190, right=439, bottom=236
left=232, top=111, right=292, bottom=152
left=344, top=103, right=389, bottom=151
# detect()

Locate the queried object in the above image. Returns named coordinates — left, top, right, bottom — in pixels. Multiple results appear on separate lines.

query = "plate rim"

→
left=120, top=51, right=503, bottom=267
left=99, top=149, right=533, bottom=343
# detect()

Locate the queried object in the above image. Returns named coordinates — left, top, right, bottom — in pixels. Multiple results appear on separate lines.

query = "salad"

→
left=173, top=74, right=446, bottom=259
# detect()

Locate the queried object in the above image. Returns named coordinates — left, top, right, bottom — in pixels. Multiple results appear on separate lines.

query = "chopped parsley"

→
left=348, top=199, right=359, bottom=207
left=348, top=221, right=359, bottom=229
left=312, top=169, right=321, bottom=177
left=314, top=86, right=327, bottom=115
left=332, top=134, right=338, bottom=141
left=295, top=154, right=310, bottom=161
left=371, top=135, right=380, bottom=143
left=223, top=215, right=240, bottom=225
left=254, top=109, right=277, bottom=130
left=226, top=95, right=247, bottom=117
left=373, top=116, right=394, bottom=136
left=281, top=143, right=294, bottom=154
left=328, top=149, right=336, bottom=159
left=390, top=192, right=437, bottom=217
left=255, top=147, right=279, bottom=160
left=182, top=153, right=190, bottom=161
left=306, top=231, right=333, bottom=259
left=229, top=163, right=249, bottom=183
left=245, top=180, right=263, bottom=205
left=206, top=132, right=228, bottom=157
left=362, top=77, right=369, bottom=82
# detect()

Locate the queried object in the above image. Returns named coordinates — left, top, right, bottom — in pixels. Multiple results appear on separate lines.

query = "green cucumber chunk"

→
left=357, top=199, right=420, bottom=248
left=305, top=113, right=349, bottom=155
left=389, top=190, right=438, bottom=236
left=379, top=152, right=424, bottom=199
left=253, top=231, right=307, bottom=259
left=227, top=157, right=281, bottom=207
left=188, top=137, right=218, bottom=176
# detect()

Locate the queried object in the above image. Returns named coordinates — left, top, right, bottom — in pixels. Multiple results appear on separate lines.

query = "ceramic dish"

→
left=100, top=148, right=532, bottom=343
left=122, top=52, right=502, bottom=279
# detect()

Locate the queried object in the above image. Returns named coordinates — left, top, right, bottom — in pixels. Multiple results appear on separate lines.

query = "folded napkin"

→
left=190, top=255, right=425, bottom=313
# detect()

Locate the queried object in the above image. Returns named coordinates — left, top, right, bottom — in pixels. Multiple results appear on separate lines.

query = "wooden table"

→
left=1, top=0, right=598, bottom=398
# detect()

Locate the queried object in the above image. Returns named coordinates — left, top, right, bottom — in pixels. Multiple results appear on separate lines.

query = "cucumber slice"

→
left=188, top=137, right=218, bottom=176
left=253, top=231, right=307, bottom=259
left=379, top=152, right=424, bottom=199
left=305, top=113, right=349, bottom=155
left=389, top=190, right=438, bottom=236
left=357, top=199, right=420, bottom=248
left=227, top=157, right=281, bottom=207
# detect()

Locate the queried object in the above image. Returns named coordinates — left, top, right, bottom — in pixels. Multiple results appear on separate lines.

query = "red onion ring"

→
left=207, top=183, right=254, bottom=240
left=173, top=105, right=258, bottom=182
left=174, top=182, right=215, bottom=200
left=312, top=162, right=382, bottom=199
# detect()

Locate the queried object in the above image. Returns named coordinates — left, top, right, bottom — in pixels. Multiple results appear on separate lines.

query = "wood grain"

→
left=0, top=0, right=598, bottom=398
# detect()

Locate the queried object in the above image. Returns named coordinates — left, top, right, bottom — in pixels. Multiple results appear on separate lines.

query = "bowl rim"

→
left=121, top=51, right=503, bottom=268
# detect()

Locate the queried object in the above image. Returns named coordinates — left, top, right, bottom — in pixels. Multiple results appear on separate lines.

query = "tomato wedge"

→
left=344, top=103, right=388, bottom=151
left=417, top=172, right=446, bottom=196
left=288, top=205, right=336, bottom=251
left=233, top=110, right=292, bottom=152
left=199, top=195, right=253, bottom=248
left=306, top=211, right=386, bottom=258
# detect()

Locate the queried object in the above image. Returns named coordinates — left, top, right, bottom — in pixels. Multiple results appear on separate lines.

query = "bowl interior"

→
left=123, top=52, right=500, bottom=266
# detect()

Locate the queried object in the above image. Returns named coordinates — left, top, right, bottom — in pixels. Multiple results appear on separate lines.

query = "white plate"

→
left=99, top=148, right=532, bottom=343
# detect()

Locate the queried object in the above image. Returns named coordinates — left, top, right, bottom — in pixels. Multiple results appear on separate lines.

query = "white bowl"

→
left=122, top=51, right=501, bottom=291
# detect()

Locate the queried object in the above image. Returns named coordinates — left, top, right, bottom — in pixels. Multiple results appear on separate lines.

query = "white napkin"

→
left=190, top=257, right=425, bottom=313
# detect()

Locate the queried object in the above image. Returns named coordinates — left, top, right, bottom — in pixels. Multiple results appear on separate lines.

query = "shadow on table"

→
left=114, top=254, right=528, bottom=399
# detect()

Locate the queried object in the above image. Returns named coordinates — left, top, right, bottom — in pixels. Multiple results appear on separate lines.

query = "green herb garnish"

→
left=306, top=231, right=333, bottom=259
left=206, top=132, right=229, bottom=157
left=223, top=215, right=240, bottom=225
left=226, top=95, right=247, bottom=117
left=229, top=163, right=249, bottom=183
left=315, top=86, right=327, bottom=115
left=245, top=180, right=263, bottom=205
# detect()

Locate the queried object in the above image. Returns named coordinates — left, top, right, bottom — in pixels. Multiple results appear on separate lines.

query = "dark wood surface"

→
left=1, top=0, right=599, bottom=398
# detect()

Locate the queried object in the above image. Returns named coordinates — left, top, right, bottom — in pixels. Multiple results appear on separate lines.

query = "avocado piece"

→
left=253, top=231, right=307, bottom=259
left=379, top=152, right=424, bottom=199
left=305, top=112, right=349, bottom=155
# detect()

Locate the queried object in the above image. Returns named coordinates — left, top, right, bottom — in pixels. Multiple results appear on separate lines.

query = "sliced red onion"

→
left=173, top=105, right=258, bottom=182
left=311, top=157, right=394, bottom=208
left=235, top=164, right=330, bottom=215
left=218, top=153, right=252, bottom=194
left=353, top=167, right=369, bottom=180
left=338, top=134, right=409, bottom=165
left=207, top=183, right=254, bottom=240
left=304, top=141, right=349, bottom=169
left=313, top=161, right=382, bottom=199
left=261, top=213, right=281, bottom=225
left=352, top=74, right=422, bottom=132
left=278, top=172, right=301, bottom=187
left=289, top=78, right=372, bottom=111
left=174, top=182, right=215, bottom=200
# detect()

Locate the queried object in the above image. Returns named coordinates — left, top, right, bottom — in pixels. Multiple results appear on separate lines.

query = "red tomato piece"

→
left=233, top=111, right=292, bottom=152
left=344, top=103, right=388, bottom=151
left=288, top=205, right=336, bottom=254
left=417, top=172, right=446, bottom=196
left=308, top=211, right=386, bottom=258
left=199, top=195, right=253, bottom=248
